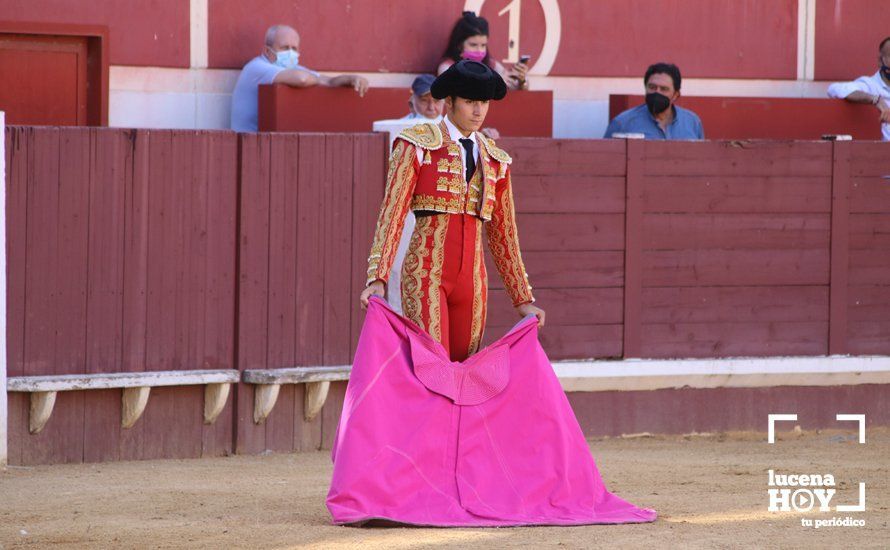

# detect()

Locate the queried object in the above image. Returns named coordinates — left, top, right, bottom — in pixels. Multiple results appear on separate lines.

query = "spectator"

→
left=230, top=24, right=370, bottom=132
left=401, top=74, right=444, bottom=120
left=437, top=11, right=529, bottom=91
left=604, top=62, right=704, bottom=140
left=827, top=36, right=890, bottom=141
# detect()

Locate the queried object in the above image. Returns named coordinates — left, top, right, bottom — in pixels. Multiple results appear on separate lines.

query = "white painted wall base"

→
left=554, top=356, right=890, bottom=393
left=107, top=66, right=836, bottom=137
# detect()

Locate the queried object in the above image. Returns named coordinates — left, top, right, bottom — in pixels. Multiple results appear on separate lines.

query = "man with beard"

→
left=604, top=62, right=704, bottom=140
left=827, top=36, right=890, bottom=141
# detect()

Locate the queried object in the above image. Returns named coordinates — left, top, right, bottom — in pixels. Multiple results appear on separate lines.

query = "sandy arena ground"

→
left=1, top=427, right=888, bottom=549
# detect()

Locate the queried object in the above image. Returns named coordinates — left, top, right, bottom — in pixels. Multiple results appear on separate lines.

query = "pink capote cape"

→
left=326, top=296, right=657, bottom=527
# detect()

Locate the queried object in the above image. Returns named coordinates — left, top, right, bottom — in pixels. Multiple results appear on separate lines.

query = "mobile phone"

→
left=519, top=54, right=531, bottom=64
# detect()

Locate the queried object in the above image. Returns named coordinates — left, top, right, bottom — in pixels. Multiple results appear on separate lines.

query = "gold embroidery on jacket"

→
left=399, top=122, right=443, bottom=150
left=401, top=217, right=433, bottom=330
left=435, top=175, right=465, bottom=194
left=485, top=175, right=534, bottom=306
left=426, top=216, right=449, bottom=343
left=437, top=157, right=462, bottom=175
left=469, top=221, right=486, bottom=357
left=367, top=140, right=418, bottom=285
left=411, top=194, right=463, bottom=214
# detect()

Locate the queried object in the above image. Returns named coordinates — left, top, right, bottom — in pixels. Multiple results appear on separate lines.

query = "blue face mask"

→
left=274, top=49, right=300, bottom=70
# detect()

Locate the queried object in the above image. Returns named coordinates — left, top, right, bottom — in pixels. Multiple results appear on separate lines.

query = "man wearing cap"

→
left=360, top=60, right=545, bottom=362
left=402, top=74, right=444, bottom=120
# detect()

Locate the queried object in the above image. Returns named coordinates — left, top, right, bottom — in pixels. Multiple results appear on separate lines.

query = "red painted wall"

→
left=815, top=0, right=890, bottom=81
left=209, top=0, right=798, bottom=79
left=1, top=1, right=189, bottom=67
left=548, top=0, right=798, bottom=79
left=1, top=0, right=882, bottom=84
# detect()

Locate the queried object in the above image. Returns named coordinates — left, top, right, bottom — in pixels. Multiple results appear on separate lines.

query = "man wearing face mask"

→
left=230, top=24, right=369, bottom=132
left=604, top=62, right=704, bottom=140
left=827, top=36, right=890, bottom=141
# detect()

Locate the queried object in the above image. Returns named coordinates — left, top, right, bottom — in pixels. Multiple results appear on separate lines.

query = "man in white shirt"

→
left=230, top=25, right=370, bottom=132
left=827, top=36, right=890, bottom=140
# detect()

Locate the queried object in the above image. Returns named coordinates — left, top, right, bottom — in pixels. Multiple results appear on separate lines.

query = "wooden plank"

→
left=850, top=177, right=890, bottom=213
left=83, top=388, right=120, bottom=462
left=235, top=132, right=271, bottom=454
left=86, top=128, right=126, bottom=374
left=119, top=129, right=150, bottom=461
left=7, top=369, right=240, bottom=391
left=350, top=134, right=387, bottom=358
left=122, top=129, right=150, bottom=374
left=34, top=128, right=91, bottom=464
left=847, top=141, right=890, bottom=176
left=22, top=391, right=84, bottom=465
left=847, top=321, right=890, bottom=355
left=829, top=140, right=851, bottom=355
left=486, top=250, right=624, bottom=290
left=295, top=135, right=326, bottom=367
left=83, top=128, right=127, bottom=463
left=293, top=383, right=323, bottom=452
left=848, top=285, right=890, bottom=353
left=324, top=134, right=354, bottom=366
left=849, top=213, right=890, bottom=249
left=623, top=139, right=642, bottom=358
left=640, top=321, right=829, bottom=358
left=642, top=213, right=830, bottom=250
left=6, top=127, right=27, bottom=377
left=642, top=286, right=829, bottom=323
left=265, top=384, right=295, bottom=453
left=170, top=130, right=193, bottom=370
left=141, top=131, right=199, bottom=459
left=145, top=130, right=175, bottom=371
left=24, top=128, right=61, bottom=378
left=849, top=249, right=890, bottom=285
left=186, top=132, right=209, bottom=374
left=516, top=213, right=625, bottom=251
left=512, top=175, right=626, bottom=214
left=642, top=249, right=830, bottom=287
left=482, top=324, right=624, bottom=360
left=848, top=285, right=890, bottom=321
left=263, top=133, right=298, bottom=452
left=202, top=131, right=238, bottom=457
left=499, top=138, right=627, bottom=177
left=140, top=386, right=203, bottom=460
left=485, top=287, right=623, bottom=327
left=643, top=176, right=832, bottom=213
left=243, top=366, right=352, bottom=384
left=6, top=392, right=27, bottom=465
left=321, top=381, right=347, bottom=450
left=641, top=140, right=833, bottom=177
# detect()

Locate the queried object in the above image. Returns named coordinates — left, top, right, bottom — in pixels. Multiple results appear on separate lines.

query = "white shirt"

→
left=827, top=70, right=890, bottom=141
left=414, top=115, right=479, bottom=179
left=230, top=56, right=320, bottom=132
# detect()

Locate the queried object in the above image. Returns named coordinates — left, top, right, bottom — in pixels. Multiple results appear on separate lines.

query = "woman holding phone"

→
left=438, top=11, right=531, bottom=91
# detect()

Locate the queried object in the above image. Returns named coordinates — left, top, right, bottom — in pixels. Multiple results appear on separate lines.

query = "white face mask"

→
left=274, top=49, right=300, bottom=70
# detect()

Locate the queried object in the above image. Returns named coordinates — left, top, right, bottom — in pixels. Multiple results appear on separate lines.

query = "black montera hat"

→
left=430, top=60, right=507, bottom=101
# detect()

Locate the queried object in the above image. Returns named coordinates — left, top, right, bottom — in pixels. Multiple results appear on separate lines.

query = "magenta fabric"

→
left=326, top=296, right=657, bottom=527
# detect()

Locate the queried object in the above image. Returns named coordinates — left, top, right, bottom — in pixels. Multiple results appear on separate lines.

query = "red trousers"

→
left=400, top=213, right=487, bottom=362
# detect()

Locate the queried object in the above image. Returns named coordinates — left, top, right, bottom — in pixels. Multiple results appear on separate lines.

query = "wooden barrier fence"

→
left=4, top=126, right=889, bottom=465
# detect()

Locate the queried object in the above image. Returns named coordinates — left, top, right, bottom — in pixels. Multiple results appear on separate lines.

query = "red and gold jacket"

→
left=366, top=120, right=535, bottom=307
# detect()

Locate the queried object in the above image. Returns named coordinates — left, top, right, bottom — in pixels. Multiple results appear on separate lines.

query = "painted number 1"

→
left=498, top=0, right=521, bottom=63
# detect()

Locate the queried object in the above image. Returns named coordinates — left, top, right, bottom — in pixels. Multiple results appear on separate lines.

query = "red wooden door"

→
left=0, top=33, right=88, bottom=125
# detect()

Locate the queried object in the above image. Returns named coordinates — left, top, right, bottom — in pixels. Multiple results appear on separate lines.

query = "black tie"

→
left=459, top=138, right=476, bottom=183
